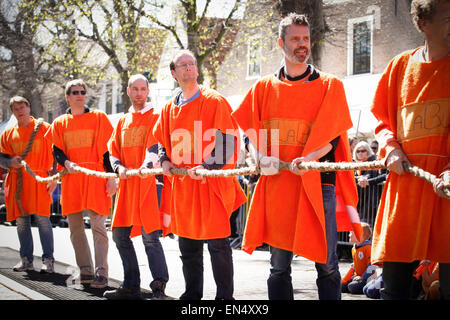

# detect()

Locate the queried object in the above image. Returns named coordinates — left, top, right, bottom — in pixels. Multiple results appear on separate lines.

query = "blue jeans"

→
left=178, top=237, right=234, bottom=300
left=16, top=214, right=54, bottom=262
left=268, top=185, right=341, bottom=300
left=112, top=227, right=169, bottom=291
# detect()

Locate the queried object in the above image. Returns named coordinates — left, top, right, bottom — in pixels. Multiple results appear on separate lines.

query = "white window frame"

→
left=246, top=36, right=262, bottom=80
left=347, top=15, right=374, bottom=76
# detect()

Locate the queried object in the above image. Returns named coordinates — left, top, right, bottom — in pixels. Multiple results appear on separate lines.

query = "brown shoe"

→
left=91, top=275, right=108, bottom=288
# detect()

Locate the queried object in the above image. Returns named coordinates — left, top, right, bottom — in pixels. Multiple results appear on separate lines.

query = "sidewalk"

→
left=0, top=224, right=369, bottom=301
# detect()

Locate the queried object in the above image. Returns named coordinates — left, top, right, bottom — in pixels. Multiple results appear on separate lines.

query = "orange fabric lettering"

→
left=397, top=99, right=449, bottom=143
left=63, top=129, right=95, bottom=150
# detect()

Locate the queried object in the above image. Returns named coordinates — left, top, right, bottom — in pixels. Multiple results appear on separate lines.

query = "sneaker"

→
left=40, top=258, right=55, bottom=274
left=150, top=279, right=167, bottom=300
left=103, top=286, right=142, bottom=300
left=13, top=257, right=34, bottom=272
left=91, top=275, right=108, bottom=289
left=79, top=274, right=95, bottom=284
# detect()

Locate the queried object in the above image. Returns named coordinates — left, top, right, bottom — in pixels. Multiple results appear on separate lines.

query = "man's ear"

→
left=417, top=18, right=426, bottom=33
left=277, top=37, right=284, bottom=50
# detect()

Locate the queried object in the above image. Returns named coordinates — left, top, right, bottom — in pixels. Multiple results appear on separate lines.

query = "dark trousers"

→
left=178, top=237, right=234, bottom=300
left=381, top=261, right=450, bottom=300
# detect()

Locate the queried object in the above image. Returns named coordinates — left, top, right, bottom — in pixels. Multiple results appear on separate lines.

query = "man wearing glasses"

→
left=153, top=50, right=246, bottom=300
left=46, top=79, right=116, bottom=288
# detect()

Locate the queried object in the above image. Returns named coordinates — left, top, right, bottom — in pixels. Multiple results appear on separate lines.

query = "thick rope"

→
left=20, top=158, right=449, bottom=199
left=15, top=118, right=44, bottom=216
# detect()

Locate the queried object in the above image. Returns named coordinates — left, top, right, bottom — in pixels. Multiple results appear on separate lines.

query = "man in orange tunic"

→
left=153, top=50, right=246, bottom=300
left=0, top=96, right=56, bottom=273
left=103, top=74, right=169, bottom=300
left=370, top=0, right=449, bottom=299
left=232, top=13, right=359, bottom=300
left=46, top=79, right=116, bottom=288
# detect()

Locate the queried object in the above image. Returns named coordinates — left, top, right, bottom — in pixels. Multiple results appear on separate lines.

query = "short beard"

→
left=284, top=44, right=309, bottom=64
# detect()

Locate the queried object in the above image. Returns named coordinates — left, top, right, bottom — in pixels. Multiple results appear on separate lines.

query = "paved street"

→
left=0, top=224, right=369, bottom=301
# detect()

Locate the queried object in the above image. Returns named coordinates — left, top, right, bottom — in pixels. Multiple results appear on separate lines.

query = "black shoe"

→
left=150, top=279, right=167, bottom=299
left=103, top=286, right=142, bottom=300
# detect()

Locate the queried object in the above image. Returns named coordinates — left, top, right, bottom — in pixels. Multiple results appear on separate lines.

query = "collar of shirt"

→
left=129, top=103, right=153, bottom=114
left=66, top=106, right=90, bottom=114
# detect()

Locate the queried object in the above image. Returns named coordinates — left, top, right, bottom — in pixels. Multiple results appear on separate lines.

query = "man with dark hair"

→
left=46, top=79, right=116, bottom=288
left=232, top=13, right=360, bottom=300
left=370, top=0, right=449, bottom=299
left=0, top=96, right=56, bottom=273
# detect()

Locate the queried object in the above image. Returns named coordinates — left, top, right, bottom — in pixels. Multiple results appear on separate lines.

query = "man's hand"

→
left=291, top=144, right=332, bottom=176
left=259, top=156, right=280, bottom=175
left=161, top=160, right=175, bottom=177
left=357, top=175, right=369, bottom=188
left=64, top=160, right=79, bottom=174
left=106, top=178, right=117, bottom=197
left=46, top=181, right=57, bottom=195
left=433, top=170, right=450, bottom=198
left=117, top=165, right=128, bottom=180
left=9, top=156, right=23, bottom=169
left=385, top=148, right=410, bottom=175
left=188, top=165, right=206, bottom=183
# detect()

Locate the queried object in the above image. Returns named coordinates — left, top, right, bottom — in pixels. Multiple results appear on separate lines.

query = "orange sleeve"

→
left=370, top=58, right=403, bottom=161
left=45, top=118, right=66, bottom=152
left=95, top=111, right=114, bottom=159
left=109, top=117, right=123, bottom=160
left=0, top=130, right=13, bottom=156
left=152, top=103, right=172, bottom=156
left=231, top=82, right=263, bottom=150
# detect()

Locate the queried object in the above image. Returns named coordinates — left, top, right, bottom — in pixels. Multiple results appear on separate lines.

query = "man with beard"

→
left=232, top=13, right=359, bottom=300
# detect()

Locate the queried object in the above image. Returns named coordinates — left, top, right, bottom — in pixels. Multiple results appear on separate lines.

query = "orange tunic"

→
left=370, top=48, right=450, bottom=264
left=109, top=108, right=161, bottom=237
left=0, top=117, right=53, bottom=221
left=153, top=87, right=247, bottom=240
left=232, top=72, right=360, bottom=263
left=45, top=109, right=113, bottom=216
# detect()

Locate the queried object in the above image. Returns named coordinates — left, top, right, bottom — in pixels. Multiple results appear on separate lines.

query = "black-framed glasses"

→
left=71, top=90, right=86, bottom=95
left=356, top=149, right=367, bottom=153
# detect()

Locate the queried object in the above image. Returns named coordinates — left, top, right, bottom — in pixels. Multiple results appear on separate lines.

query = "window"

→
left=347, top=16, right=373, bottom=76
left=247, top=37, right=261, bottom=79
left=353, top=21, right=371, bottom=74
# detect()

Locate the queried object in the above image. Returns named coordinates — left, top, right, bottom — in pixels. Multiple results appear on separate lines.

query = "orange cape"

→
left=153, top=87, right=246, bottom=240
left=109, top=109, right=162, bottom=237
left=0, top=117, right=53, bottom=220
left=45, top=109, right=113, bottom=216
left=370, top=48, right=450, bottom=264
left=232, top=72, right=361, bottom=263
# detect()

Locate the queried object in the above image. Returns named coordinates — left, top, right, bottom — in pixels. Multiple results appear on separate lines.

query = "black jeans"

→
left=178, top=237, right=234, bottom=300
left=381, top=261, right=450, bottom=300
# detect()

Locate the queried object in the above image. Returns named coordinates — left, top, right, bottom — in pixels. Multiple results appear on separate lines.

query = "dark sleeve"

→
left=367, top=172, right=387, bottom=185
left=53, top=146, right=69, bottom=167
left=201, top=130, right=235, bottom=170
left=158, top=143, right=171, bottom=165
left=319, top=136, right=340, bottom=185
left=0, top=153, right=11, bottom=169
left=103, top=151, right=114, bottom=173
left=142, top=144, right=159, bottom=169
left=109, top=155, right=123, bottom=173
